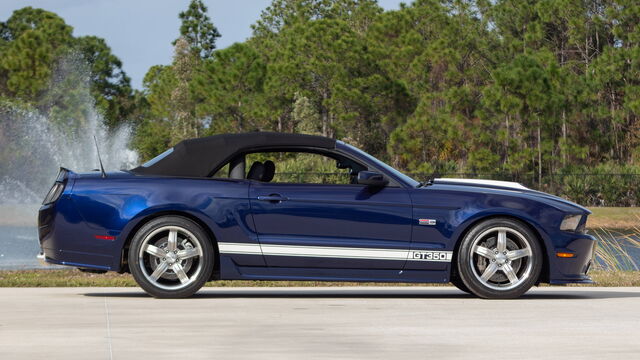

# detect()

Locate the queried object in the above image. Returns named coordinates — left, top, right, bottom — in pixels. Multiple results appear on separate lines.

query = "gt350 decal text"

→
left=411, top=251, right=452, bottom=262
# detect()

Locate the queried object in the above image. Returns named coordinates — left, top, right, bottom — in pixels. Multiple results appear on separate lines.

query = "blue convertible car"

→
left=38, top=132, right=595, bottom=298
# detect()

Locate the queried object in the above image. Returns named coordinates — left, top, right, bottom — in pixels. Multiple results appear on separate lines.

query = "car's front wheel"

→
left=457, top=218, right=543, bottom=299
left=449, top=275, right=471, bottom=294
left=128, top=216, right=214, bottom=298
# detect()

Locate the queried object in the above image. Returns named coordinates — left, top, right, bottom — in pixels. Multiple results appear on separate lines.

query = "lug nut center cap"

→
left=166, top=253, right=178, bottom=263
left=495, top=253, right=507, bottom=265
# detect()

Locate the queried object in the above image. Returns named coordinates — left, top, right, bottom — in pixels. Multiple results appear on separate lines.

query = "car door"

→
left=247, top=151, right=413, bottom=270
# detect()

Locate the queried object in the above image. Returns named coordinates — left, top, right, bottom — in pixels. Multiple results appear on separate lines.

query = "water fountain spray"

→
left=0, top=53, right=138, bottom=204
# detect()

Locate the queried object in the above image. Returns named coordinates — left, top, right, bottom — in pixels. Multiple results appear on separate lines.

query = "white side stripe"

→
left=218, top=242, right=452, bottom=263
left=262, top=244, right=409, bottom=260
left=218, top=242, right=263, bottom=255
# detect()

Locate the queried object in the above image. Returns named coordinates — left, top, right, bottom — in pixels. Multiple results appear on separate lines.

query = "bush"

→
left=558, top=163, right=640, bottom=206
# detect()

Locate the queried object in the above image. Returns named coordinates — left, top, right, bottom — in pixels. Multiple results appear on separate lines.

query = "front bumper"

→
left=549, top=233, right=597, bottom=284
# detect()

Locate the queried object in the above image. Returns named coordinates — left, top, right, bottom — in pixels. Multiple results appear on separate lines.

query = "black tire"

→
left=128, top=216, right=214, bottom=298
left=450, top=276, right=471, bottom=294
left=457, top=217, right=543, bottom=299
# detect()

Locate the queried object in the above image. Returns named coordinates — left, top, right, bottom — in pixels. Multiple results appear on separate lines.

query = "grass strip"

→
left=587, top=207, right=640, bottom=229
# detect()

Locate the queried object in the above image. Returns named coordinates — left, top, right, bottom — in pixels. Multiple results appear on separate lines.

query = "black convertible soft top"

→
left=130, top=132, right=336, bottom=177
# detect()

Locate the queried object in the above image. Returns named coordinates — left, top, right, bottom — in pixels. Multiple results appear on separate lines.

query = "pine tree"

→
left=0, top=7, right=73, bottom=100
left=74, top=36, right=133, bottom=128
left=175, top=0, right=221, bottom=59
left=170, top=37, right=200, bottom=143
left=192, top=42, right=267, bottom=133
left=0, top=7, right=133, bottom=128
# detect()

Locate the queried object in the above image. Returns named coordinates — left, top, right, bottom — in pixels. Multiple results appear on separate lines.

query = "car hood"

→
left=427, top=178, right=591, bottom=214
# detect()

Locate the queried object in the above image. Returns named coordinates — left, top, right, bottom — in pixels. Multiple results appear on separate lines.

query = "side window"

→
left=245, top=151, right=365, bottom=185
left=211, top=162, right=230, bottom=178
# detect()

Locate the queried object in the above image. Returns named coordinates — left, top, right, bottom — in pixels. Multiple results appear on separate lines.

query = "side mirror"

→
left=336, top=160, right=349, bottom=169
left=357, top=171, right=388, bottom=187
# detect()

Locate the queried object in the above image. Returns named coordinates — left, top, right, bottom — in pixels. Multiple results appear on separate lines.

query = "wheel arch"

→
left=449, top=213, right=550, bottom=284
left=119, top=210, right=220, bottom=279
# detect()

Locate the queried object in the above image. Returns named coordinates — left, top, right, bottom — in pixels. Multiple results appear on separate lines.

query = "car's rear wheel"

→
left=128, top=216, right=214, bottom=298
left=457, top=218, right=542, bottom=299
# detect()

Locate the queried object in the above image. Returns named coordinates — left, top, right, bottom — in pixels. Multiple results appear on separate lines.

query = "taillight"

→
left=42, top=168, right=69, bottom=205
left=42, top=183, right=65, bottom=204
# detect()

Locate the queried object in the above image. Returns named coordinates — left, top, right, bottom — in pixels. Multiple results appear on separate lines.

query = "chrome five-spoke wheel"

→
left=129, top=216, right=214, bottom=298
left=470, top=227, right=533, bottom=290
left=457, top=218, right=542, bottom=299
left=138, top=226, right=204, bottom=290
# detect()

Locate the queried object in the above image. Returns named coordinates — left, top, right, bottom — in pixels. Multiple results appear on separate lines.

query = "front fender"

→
left=450, top=207, right=554, bottom=253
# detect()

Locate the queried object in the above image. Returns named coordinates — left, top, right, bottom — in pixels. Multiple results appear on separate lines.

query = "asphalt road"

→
left=0, top=287, right=639, bottom=359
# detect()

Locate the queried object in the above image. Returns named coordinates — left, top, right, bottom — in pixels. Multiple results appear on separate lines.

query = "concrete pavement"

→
left=0, top=286, right=639, bottom=359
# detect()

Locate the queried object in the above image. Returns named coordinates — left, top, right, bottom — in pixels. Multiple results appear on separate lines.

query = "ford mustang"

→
left=38, top=132, right=596, bottom=298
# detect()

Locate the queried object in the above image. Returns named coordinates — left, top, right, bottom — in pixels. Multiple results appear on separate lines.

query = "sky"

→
left=0, top=0, right=404, bottom=89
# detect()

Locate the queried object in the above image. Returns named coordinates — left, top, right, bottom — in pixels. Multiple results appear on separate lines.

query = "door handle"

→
left=257, top=194, right=289, bottom=202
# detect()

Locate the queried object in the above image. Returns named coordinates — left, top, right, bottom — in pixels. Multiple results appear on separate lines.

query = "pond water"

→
left=0, top=225, right=638, bottom=271
left=0, top=225, right=56, bottom=270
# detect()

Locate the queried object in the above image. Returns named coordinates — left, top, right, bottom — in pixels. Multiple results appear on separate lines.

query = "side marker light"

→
left=556, top=252, right=576, bottom=258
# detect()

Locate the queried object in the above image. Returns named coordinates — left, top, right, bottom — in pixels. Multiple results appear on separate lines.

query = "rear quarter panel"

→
left=61, top=175, right=254, bottom=270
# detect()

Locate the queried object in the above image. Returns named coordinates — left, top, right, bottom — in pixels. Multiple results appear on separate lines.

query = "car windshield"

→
left=340, top=142, right=421, bottom=187
left=140, top=148, right=174, bottom=168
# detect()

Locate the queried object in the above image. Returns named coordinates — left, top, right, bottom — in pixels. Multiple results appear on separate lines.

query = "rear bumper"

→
left=39, top=247, right=112, bottom=271
left=549, top=233, right=597, bottom=284
left=38, top=202, right=118, bottom=271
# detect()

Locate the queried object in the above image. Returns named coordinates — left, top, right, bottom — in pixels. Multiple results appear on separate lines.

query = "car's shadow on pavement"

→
left=520, top=291, right=640, bottom=300
left=83, top=288, right=640, bottom=300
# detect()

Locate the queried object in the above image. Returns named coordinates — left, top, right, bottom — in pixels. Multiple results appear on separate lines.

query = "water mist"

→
left=0, top=53, right=139, bottom=205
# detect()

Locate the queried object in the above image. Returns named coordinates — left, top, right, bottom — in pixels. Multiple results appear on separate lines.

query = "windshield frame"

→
left=337, top=141, right=420, bottom=188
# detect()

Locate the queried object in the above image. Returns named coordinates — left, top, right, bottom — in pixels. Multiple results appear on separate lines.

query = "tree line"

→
left=1, top=1, right=640, bottom=205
